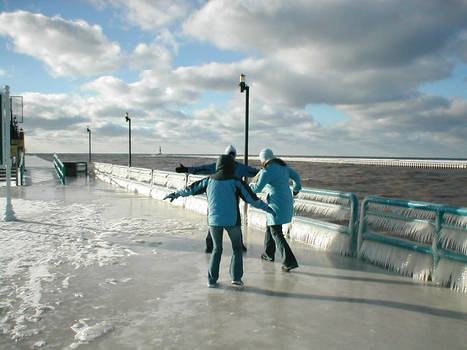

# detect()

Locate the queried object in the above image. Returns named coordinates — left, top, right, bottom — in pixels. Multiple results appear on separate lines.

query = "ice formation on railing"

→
left=297, top=192, right=349, bottom=205
left=152, top=171, right=169, bottom=187
left=166, top=173, right=186, bottom=190
left=444, top=213, right=467, bottom=227
left=294, top=199, right=350, bottom=220
left=432, top=259, right=467, bottom=293
left=368, top=204, right=436, bottom=221
left=129, top=167, right=152, bottom=183
left=440, top=227, right=467, bottom=255
left=359, top=240, right=433, bottom=280
left=290, top=218, right=352, bottom=255
left=365, top=214, right=435, bottom=243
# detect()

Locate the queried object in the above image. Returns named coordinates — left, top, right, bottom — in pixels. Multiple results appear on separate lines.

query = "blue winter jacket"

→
left=250, top=159, right=302, bottom=226
left=186, top=161, right=259, bottom=178
left=172, top=156, right=271, bottom=227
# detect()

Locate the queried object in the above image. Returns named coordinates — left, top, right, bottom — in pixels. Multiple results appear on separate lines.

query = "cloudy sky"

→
left=0, top=0, right=466, bottom=157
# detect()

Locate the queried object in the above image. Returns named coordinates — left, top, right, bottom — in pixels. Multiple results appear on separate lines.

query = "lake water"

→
left=35, top=153, right=467, bottom=207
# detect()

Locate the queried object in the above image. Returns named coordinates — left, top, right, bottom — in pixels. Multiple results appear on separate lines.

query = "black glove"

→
left=175, top=163, right=188, bottom=173
left=163, top=193, right=177, bottom=202
left=293, top=190, right=299, bottom=197
left=266, top=206, right=276, bottom=217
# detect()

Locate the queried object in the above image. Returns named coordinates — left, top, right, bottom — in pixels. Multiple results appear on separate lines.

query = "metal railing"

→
left=53, top=153, right=66, bottom=184
left=358, top=196, right=467, bottom=290
left=92, top=162, right=467, bottom=291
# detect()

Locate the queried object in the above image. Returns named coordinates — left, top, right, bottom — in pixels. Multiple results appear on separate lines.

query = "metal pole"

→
left=125, top=112, right=132, bottom=167
left=2, top=86, right=16, bottom=221
left=128, top=118, right=132, bottom=167
left=244, top=85, right=249, bottom=166
left=87, top=128, right=91, bottom=163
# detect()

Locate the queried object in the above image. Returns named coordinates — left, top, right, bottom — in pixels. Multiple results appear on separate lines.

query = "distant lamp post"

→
left=239, top=74, right=249, bottom=166
left=125, top=112, right=132, bottom=167
left=86, top=127, right=92, bottom=163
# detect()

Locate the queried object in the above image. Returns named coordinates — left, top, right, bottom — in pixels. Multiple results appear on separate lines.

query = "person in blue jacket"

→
left=164, top=155, right=275, bottom=287
left=250, top=148, right=302, bottom=272
left=175, top=145, right=259, bottom=253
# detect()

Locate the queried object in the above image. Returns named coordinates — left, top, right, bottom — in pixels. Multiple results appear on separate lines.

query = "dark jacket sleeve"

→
left=236, top=179, right=270, bottom=212
left=174, top=178, right=208, bottom=197
left=235, top=162, right=259, bottom=178
left=186, top=163, right=216, bottom=175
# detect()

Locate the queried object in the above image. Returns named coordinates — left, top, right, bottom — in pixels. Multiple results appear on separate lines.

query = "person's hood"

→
left=211, top=154, right=236, bottom=180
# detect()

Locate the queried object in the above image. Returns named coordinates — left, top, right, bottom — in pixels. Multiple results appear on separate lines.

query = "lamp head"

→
left=239, top=73, right=248, bottom=92
left=125, top=112, right=130, bottom=122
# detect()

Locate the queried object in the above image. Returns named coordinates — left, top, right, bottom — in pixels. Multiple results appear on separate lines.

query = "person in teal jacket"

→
left=175, top=145, right=259, bottom=253
left=250, top=148, right=302, bottom=272
left=164, top=154, right=275, bottom=287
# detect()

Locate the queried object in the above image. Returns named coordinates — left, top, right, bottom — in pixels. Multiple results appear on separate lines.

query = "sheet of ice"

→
left=0, top=195, right=205, bottom=347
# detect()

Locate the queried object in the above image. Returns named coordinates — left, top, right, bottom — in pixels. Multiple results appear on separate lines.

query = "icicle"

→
left=444, top=214, right=467, bottom=228
left=289, top=221, right=352, bottom=255
left=433, top=259, right=467, bottom=293
left=359, top=240, right=432, bottom=280
left=152, top=171, right=168, bottom=187
left=368, top=204, right=436, bottom=220
left=166, top=174, right=186, bottom=190
left=366, top=214, right=435, bottom=243
left=298, top=192, right=348, bottom=205
left=248, top=209, right=267, bottom=230
left=294, top=200, right=350, bottom=220
left=439, top=227, right=467, bottom=255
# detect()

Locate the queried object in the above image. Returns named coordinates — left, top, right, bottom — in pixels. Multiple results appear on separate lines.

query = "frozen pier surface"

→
left=1, top=157, right=466, bottom=349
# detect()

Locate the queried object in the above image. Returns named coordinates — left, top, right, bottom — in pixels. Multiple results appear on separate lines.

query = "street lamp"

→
left=239, top=74, right=249, bottom=166
left=86, top=127, right=91, bottom=163
left=125, top=112, right=132, bottom=167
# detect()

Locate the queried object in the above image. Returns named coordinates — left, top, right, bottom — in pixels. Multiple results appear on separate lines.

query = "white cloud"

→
left=183, top=0, right=467, bottom=107
left=7, top=1, right=467, bottom=157
left=89, top=0, right=193, bottom=30
left=0, top=11, right=122, bottom=77
left=130, top=43, right=173, bottom=70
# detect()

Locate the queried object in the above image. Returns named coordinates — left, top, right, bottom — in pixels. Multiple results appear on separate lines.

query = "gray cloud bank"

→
left=0, top=0, right=466, bottom=157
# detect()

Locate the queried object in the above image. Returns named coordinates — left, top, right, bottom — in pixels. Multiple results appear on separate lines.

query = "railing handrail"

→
left=53, top=153, right=66, bottom=184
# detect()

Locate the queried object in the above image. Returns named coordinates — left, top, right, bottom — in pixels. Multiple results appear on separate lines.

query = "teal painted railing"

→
left=53, top=153, right=66, bottom=185
left=92, top=162, right=467, bottom=291
left=290, top=188, right=359, bottom=255
left=358, top=196, right=467, bottom=288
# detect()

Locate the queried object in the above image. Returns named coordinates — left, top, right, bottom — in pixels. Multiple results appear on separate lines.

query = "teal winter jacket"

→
left=250, top=159, right=302, bottom=226
left=170, top=155, right=272, bottom=227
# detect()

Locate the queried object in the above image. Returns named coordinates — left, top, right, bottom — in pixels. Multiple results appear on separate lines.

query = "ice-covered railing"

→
left=248, top=187, right=359, bottom=256
left=358, top=196, right=467, bottom=292
left=53, top=153, right=65, bottom=185
left=93, top=162, right=467, bottom=292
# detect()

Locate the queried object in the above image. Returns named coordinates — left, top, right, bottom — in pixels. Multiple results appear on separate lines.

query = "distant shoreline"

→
left=29, top=153, right=467, bottom=162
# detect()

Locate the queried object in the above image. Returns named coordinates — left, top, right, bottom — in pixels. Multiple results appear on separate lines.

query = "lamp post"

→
left=239, top=74, right=249, bottom=166
left=125, top=112, right=132, bottom=167
left=86, top=127, right=91, bottom=163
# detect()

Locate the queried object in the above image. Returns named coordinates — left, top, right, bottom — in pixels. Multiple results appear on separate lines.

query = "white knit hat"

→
left=224, top=145, right=237, bottom=156
left=259, top=148, right=274, bottom=163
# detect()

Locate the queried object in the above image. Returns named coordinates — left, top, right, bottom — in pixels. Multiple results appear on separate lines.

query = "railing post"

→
left=432, top=211, right=443, bottom=269
left=357, top=198, right=369, bottom=259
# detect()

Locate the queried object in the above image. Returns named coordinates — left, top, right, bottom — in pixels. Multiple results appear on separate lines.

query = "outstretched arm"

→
left=249, top=169, right=269, bottom=193
left=236, top=162, right=259, bottom=178
left=186, top=163, right=216, bottom=175
left=237, top=180, right=276, bottom=216
left=164, top=178, right=209, bottom=201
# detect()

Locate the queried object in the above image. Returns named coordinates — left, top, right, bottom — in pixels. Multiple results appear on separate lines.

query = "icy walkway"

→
left=0, top=156, right=466, bottom=349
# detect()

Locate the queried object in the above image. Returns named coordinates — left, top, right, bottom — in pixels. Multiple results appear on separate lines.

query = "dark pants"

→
left=263, top=225, right=298, bottom=268
left=206, top=229, right=247, bottom=252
